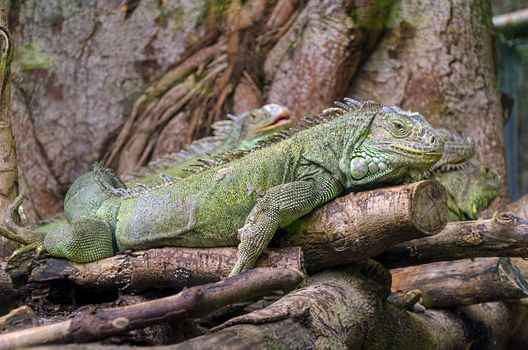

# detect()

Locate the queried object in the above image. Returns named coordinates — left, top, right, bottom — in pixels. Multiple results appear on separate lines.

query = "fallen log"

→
left=391, top=258, right=528, bottom=308
left=0, top=268, right=303, bottom=350
left=377, top=212, right=528, bottom=268
left=5, top=180, right=446, bottom=294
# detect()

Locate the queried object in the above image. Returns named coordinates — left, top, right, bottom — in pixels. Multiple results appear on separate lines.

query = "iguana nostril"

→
left=430, top=136, right=436, bottom=144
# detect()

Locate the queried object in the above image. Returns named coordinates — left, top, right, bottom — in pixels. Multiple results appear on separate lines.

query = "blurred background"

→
left=494, top=0, right=528, bottom=200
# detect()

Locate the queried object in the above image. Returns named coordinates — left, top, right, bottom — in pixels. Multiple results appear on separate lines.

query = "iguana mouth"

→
left=258, top=109, right=292, bottom=132
left=389, top=143, right=443, bottom=162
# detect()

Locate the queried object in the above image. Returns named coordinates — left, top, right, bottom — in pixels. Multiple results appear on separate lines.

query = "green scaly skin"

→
left=434, top=161, right=501, bottom=221
left=35, top=104, right=291, bottom=234
left=3, top=99, right=443, bottom=276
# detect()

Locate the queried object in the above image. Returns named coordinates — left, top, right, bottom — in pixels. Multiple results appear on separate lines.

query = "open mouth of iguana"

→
left=258, top=109, right=292, bottom=132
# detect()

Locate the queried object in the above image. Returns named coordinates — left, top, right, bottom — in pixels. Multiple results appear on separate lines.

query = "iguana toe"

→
left=9, top=242, right=42, bottom=260
left=0, top=194, right=47, bottom=259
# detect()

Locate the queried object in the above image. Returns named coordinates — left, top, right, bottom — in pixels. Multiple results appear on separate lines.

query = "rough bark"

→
left=391, top=258, right=528, bottom=308
left=349, top=0, right=507, bottom=212
left=9, top=0, right=206, bottom=218
left=162, top=264, right=526, bottom=350
left=0, top=268, right=303, bottom=350
left=377, top=212, right=528, bottom=268
left=103, top=0, right=395, bottom=176
left=0, top=306, right=38, bottom=334
left=13, top=284, right=528, bottom=350
left=0, top=0, right=17, bottom=257
left=458, top=301, right=528, bottom=350
left=264, top=0, right=392, bottom=120
left=506, top=193, right=528, bottom=218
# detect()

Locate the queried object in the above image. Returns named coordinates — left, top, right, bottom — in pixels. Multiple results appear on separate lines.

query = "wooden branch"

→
left=0, top=268, right=303, bottom=350
left=6, top=180, right=446, bottom=294
left=281, top=179, right=447, bottom=272
left=377, top=212, right=528, bottom=268
left=391, top=258, right=528, bottom=308
left=28, top=247, right=304, bottom=293
left=0, top=306, right=38, bottom=334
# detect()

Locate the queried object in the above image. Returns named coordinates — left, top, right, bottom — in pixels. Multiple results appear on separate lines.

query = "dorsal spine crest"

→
left=186, top=98, right=370, bottom=175
left=93, top=163, right=180, bottom=198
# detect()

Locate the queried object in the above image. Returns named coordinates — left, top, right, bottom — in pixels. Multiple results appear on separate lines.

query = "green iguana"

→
left=1, top=99, right=444, bottom=276
left=123, top=104, right=292, bottom=184
left=35, top=104, right=291, bottom=234
left=434, top=161, right=501, bottom=221
left=432, top=128, right=501, bottom=221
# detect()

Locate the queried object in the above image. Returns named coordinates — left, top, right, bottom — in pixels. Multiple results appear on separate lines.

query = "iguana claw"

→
left=0, top=194, right=46, bottom=260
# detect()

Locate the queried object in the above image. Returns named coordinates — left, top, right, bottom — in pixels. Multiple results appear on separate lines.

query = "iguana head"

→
left=237, top=104, right=291, bottom=149
left=435, top=162, right=501, bottom=220
left=342, top=103, right=444, bottom=187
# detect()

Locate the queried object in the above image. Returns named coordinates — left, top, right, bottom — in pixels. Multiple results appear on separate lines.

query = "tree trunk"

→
left=349, top=0, right=506, bottom=212
left=0, top=1, right=17, bottom=257
left=8, top=0, right=396, bottom=219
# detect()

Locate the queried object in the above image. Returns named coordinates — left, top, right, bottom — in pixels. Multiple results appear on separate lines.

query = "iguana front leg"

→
left=229, top=175, right=341, bottom=276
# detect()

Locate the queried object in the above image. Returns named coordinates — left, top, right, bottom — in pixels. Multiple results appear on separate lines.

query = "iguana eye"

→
left=387, top=117, right=410, bottom=137
left=393, top=121, right=404, bottom=130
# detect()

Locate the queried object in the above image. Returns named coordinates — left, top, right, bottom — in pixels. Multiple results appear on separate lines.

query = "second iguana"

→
left=434, top=161, right=501, bottom=221
left=123, top=104, right=292, bottom=183
left=433, top=128, right=501, bottom=221
left=2, top=99, right=444, bottom=276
